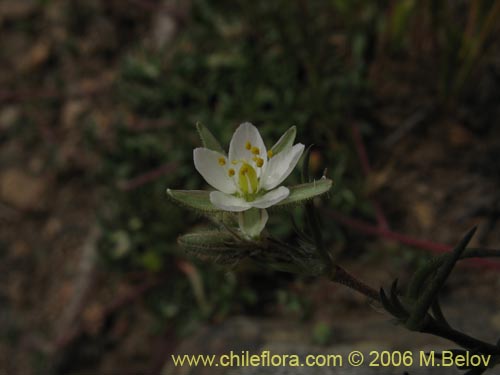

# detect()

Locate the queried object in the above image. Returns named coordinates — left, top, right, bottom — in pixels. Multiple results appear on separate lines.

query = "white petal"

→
left=228, top=122, right=267, bottom=168
left=250, top=186, right=289, bottom=208
left=261, top=143, right=304, bottom=190
left=194, top=148, right=237, bottom=194
left=209, top=191, right=251, bottom=212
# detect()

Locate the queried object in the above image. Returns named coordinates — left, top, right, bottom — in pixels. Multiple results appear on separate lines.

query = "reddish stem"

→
left=322, top=208, right=500, bottom=270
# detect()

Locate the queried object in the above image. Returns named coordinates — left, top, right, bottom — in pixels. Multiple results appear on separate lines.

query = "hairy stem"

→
left=326, top=263, right=500, bottom=358
left=327, top=265, right=380, bottom=301
left=421, top=319, right=500, bottom=356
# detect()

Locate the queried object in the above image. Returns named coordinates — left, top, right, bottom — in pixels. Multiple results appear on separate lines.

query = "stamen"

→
left=245, top=141, right=252, bottom=150
left=251, top=146, right=260, bottom=155
left=267, top=150, right=273, bottom=158
left=228, top=168, right=235, bottom=177
left=218, top=157, right=226, bottom=166
left=232, top=160, right=238, bottom=165
left=255, top=157, right=264, bottom=167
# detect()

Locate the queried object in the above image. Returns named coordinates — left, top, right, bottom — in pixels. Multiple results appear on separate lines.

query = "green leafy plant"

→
left=170, top=124, right=500, bottom=374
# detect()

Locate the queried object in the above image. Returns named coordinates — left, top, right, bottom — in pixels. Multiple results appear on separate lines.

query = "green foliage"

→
left=96, top=0, right=381, bottom=342
left=270, top=126, right=296, bottom=155
left=274, top=178, right=333, bottom=207
left=381, top=0, right=500, bottom=100
left=196, top=122, right=226, bottom=154
left=312, top=322, right=333, bottom=346
left=166, top=189, right=220, bottom=213
left=380, top=229, right=500, bottom=372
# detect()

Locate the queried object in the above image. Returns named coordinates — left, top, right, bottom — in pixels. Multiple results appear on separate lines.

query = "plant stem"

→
left=422, top=319, right=500, bottom=355
left=326, top=264, right=500, bottom=357
left=328, top=265, right=380, bottom=302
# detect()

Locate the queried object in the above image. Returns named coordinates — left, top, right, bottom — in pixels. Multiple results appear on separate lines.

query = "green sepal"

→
left=274, top=178, right=333, bottom=207
left=166, top=189, right=221, bottom=213
left=178, top=231, right=253, bottom=265
left=238, top=208, right=268, bottom=239
left=178, top=231, right=237, bottom=252
left=196, top=122, right=225, bottom=154
left=271, top=126, right=296, bottom=155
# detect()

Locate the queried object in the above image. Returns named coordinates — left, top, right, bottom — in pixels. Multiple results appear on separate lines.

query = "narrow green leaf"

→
left=431, top=298, right=450, bottom=328
left=166, top=189, right=221, bottom=213
left=380, top=288, right=406, bottom=319
left=406, top=256, right=442, bottom=300
left=390, top=279, right=409, bottom=318
left=274, top=178, right=333, bottom=207
left=196, top=122, right=225, bottom=154
left=271, top=126, right=296, bottom=155
left=406, top=226, right=477, bottom=331
left=407, top=247, right=500, bottom=300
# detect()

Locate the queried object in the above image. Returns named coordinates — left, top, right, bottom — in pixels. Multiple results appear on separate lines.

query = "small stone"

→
left=0, top=106, right=20, bottom=130
left=0, top=0, right=36, bottom=21
left=82, top=303, right=104, bottom=336
left=10, top=240, right=29, bottom=258
left=43, top=217, right=62, bottom=238
left=0, top=169, right=48, bottom=210
left=19, top=39, right=50, bottom=72
left=492, top=313, right=500, bottom=330
left=62, top=100, right=87, bottom=128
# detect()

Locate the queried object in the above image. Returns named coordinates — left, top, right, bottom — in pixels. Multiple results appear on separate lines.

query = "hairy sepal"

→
left=178, top=231, right=253, bottom=265
left=166, top=189, right=221, bottom=213
left=273, top=178, right=332, bottom=209
left=196, top=122, right=226, bottom=154
left=271, top=126, right=296, bottom=155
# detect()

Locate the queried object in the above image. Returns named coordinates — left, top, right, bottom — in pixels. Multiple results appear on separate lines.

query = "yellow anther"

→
left=251, top=146, right=260, bottom=155
left=228, top=168, right=235, bottom=177
left=267, top=150, right=273, bottom=158
left=245, top=141, right=252, bottom=150
left=255, top=157, right=264, bottom=167
left=218, top=157, right=226, bottom=166
left=232, top=160, right=238, bottom=165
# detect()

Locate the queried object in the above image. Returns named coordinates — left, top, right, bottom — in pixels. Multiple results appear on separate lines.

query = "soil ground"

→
left=1, top=1, right=500, bottom=374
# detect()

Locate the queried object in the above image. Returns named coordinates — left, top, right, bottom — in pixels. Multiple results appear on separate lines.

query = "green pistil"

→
left=238, top=162, right=258, bottom=195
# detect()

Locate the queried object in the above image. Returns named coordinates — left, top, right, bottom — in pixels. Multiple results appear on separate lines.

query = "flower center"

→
left=238, top=162, right=258, bottom=196
left=220, top=140, right=269, bottom=199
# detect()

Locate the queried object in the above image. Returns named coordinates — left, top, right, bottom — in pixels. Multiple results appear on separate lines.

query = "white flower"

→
left=193, top=122, right=305, bottom=213
left=167, top=122, right=331, bottom=240
left=192, top=122, right=304, bottom=239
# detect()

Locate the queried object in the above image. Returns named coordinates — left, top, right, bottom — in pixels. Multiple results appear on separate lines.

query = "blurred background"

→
left=1, top=0, right=500, bottom=374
